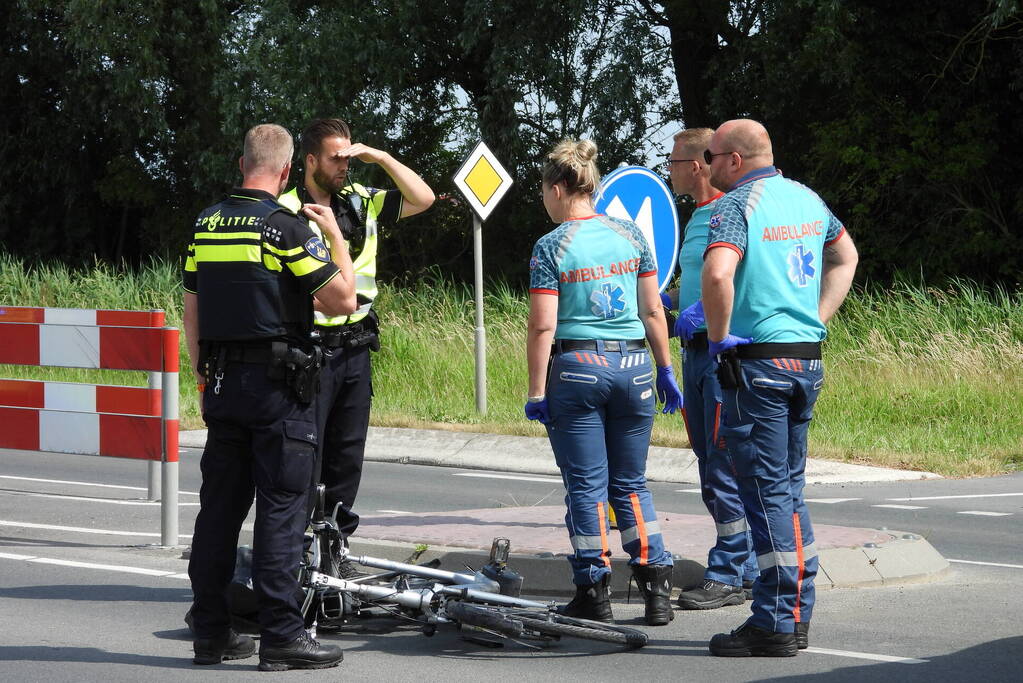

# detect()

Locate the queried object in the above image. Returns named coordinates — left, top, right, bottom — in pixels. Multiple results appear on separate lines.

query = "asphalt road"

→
left=1, top=447, right=1021, bottom=681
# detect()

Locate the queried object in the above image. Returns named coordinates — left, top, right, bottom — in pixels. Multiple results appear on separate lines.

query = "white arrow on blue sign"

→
left=593, top=166, right=679, bottom=293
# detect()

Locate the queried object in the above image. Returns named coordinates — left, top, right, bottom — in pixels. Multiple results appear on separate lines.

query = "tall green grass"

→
left=1, top=255, right=1019, bottom=476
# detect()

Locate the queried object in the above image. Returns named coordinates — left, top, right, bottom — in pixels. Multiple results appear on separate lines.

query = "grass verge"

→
left=1, top=255, right=1019, bottom=476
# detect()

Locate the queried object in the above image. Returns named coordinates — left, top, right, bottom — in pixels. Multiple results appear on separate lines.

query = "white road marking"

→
left=0, top=474, right=200, bottom=496
left=957, top=510, right=1012, bottom=517
left=452, top=472, right=563, bottom=484
left=675, top=488, right=702, bottom=493
left=806, top=498, right=862, bottom=504
left=949, top=559, right=1023, bottom=569
left=0, top=551, right=189, bottom=579
left=0, top=490, right=199, bottom=506
left=888, top=492, right=1023, bottom=502
left=375, top=509, right=413, bottom=515
left=872, top=504, right=927, bottom=510
left=806, top=646, right=927, bottom=664
left=0, top=519, right=192, bottom=539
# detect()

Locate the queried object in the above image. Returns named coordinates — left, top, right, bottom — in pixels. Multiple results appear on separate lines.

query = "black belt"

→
left=209, top=343, right=275, bottom=364
left=682, top=331, right=708, bottom=352
left=736, top=342, right=822, bottom=360
left=316, top=323, right=369, bottom=348
left=555, top=339, right=646, bottom=353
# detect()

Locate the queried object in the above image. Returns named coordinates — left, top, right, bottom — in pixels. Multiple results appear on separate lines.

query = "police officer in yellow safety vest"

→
left=279, top=118, right=435, bottom=578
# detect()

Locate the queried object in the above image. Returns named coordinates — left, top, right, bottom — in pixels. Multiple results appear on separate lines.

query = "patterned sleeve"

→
left=368, top=188, right=403, bottom=224
left=636, top=229, right=656, bottom=278
left=182, top=242, right=197, bottom=294
left=529, top=233, right=560, bottom=295
left=704, top=194, right=748, bottom=259
left=823, top=205, right=846, bottom=246
left=267, top=212, right=340, bottom=295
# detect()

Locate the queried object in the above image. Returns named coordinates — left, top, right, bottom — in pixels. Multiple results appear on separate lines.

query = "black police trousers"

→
left=315, top=343, right=372, bottom=540
left=188, top=361, right=317, bottom=644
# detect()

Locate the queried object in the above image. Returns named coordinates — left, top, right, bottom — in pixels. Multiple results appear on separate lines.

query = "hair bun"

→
left=574, top=139, right=598, bottom=164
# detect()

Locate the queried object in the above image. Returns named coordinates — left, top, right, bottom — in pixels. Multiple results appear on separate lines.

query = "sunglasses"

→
left=703, top=149, right=734, bottom=164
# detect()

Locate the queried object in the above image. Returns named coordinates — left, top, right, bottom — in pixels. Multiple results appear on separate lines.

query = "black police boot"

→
left=796, top=621, right=809, bottom=649
left=192, top=629, right=255, bottom=665
left=557, top=575, right=614, bottom=623
left=258, top=632, right=343, bottom=671
left=676, top=579, right=745, bottom=610
left=631, top=564, right=675, bottom=625
left=709, top=622, right=798, bottom=657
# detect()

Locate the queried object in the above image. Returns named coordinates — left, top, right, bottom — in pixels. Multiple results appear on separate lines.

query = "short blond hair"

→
left=673, top=127, right=714, bottom=154
left=542, top=138, right=600, bottom=195
left=243, top=124, right=294, bottom=174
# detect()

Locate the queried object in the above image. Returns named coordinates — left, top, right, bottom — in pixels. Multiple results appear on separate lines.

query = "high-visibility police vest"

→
left=279, top=184, right=380, bottom=327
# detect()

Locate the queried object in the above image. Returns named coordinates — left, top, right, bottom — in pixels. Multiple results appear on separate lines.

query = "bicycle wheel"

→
left=511, top=611, right=647, bottom=649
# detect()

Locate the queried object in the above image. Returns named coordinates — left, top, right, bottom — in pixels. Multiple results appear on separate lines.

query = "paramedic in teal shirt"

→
left=702, top=119, right=858, bottom=657
left=664, top=127, right=759, bottom=611
left=525, top=138, right=682, bottom=627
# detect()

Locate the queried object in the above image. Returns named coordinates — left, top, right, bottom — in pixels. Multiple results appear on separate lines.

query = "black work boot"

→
left=796, top=621, right=809, bottom=649
left=631, top=564, right=675, bottom=625
left=557, top=575, right=614, bottom=623
left=192, top=629, right=255, bottom=665
left=258, top=632, right=343, bottom=671
left=677, top=579, right=745, bottom=610
left=709, top=622, right=798, bottom=657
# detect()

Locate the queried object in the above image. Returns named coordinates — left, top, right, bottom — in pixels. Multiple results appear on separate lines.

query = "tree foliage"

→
left=0, top=0, right=1019, bottom=284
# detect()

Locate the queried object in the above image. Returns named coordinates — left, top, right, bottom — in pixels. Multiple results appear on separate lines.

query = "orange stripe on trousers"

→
left=596, top=502, right=611, bottom=567
left=793, top=512, right=805, bottom=623
left=712, top=402, right=722, bottom=448
left=628, top=493, right=649, bottom=565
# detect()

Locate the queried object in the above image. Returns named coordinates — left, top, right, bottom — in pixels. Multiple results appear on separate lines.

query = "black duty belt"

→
left=215, top=343, right=275, bottom=364
left=316, top=322, right=373, bottom=349
left=736, top=342, right=822, bottom=360
left=682, top=331, right=708, bottom=352
left=555, top=339, right=646, bottom=353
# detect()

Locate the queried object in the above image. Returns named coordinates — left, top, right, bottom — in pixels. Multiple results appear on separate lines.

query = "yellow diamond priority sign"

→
left=453, top=141, right=513, bottom=222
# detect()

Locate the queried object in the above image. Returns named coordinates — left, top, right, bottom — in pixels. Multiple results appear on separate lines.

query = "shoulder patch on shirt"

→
left=304, top=236, right=330, bottom=263
left=529, top=256, right=539, bottom=271
left=709, top=213, right=722, bottom=229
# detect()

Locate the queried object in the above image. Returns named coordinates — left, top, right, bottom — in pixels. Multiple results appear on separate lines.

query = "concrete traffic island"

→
left=351, top=505, right=949, bottom=597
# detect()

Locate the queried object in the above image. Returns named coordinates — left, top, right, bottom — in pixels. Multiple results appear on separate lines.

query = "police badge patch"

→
left=709, top=214, right=722, bottom=229
left=304, top=236, right=330, bottom=262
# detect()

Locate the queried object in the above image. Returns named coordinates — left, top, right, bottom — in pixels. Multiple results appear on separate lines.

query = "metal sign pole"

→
left=472, top=213, right=487, bottom=414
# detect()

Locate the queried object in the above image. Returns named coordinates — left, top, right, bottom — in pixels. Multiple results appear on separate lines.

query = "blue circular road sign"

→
left=593, top=166, right=679, bottom=293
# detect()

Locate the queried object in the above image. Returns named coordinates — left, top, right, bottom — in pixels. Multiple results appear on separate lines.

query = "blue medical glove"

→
left=524, top=397, right=551, bottom=424
left=709, top=334, right=753, bottom=358
left=674, top=300, right=706, bottom=341
left=660, top=292, right=674, bottom=311
left=655, top=365, right=683, bottom=414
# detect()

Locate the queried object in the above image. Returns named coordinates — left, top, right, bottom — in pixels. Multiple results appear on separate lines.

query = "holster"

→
left=270, top=341, right=323, bottom=404
left=716, top=348, right=744, bottom=390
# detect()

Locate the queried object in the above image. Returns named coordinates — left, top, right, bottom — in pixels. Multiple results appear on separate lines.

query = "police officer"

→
left=662, top=127, right=759, bottom=610
left=526, top=138, right=683, bottom=626
left=183, top=124, right=357, bottom=671
left=701, top=119, right=858, bottom=656
left=279, top=118, right=434, bottom=574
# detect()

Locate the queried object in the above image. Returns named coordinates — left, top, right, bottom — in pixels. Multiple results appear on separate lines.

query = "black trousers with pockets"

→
left=187, top=360, right=317, bottom=644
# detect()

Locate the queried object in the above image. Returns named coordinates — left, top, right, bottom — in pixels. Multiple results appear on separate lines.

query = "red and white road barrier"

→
left=0, top=305, right=179, bottom=545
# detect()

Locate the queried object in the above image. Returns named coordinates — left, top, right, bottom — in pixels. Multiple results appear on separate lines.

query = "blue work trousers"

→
left=545, top=343, right=673, bottom=585
left=719, top=357, right=822, bottom=633
left=681, top=346, right=759, bottom=587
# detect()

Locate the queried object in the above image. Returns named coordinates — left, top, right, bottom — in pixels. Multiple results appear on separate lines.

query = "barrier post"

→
left=161, top=327, right=180, bottom=546
left=147, top=371, right=162, bottom=501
